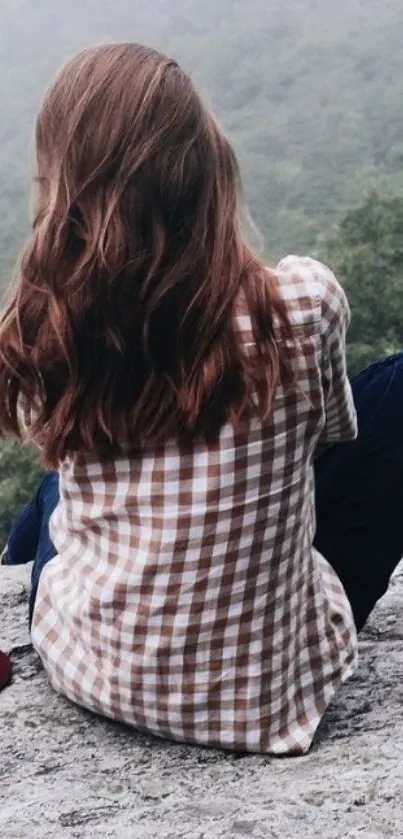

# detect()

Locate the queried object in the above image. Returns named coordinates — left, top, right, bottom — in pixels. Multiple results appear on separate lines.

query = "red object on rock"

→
left=0, top=649, right=12, bottom=691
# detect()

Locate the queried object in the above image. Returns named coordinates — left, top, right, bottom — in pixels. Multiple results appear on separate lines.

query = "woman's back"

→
left=31, top=256, right=357, bottom=755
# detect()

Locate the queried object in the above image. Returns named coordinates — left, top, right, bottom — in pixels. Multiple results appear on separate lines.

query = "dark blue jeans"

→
left=3, top=353, right=403, bottom=633
left=2, top=471, right=59, bottom=624
left=315, top=351, right=403, bottom=631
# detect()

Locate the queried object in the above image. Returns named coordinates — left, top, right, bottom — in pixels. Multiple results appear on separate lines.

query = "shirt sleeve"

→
left=311, top=259, right=358, bottom=451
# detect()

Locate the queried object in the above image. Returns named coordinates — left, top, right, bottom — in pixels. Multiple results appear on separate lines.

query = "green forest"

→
left=0, top=0, right=403, bottom=540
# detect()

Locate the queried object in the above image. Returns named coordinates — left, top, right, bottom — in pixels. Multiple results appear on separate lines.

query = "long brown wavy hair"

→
left=0, top=43, right=292, bottom=466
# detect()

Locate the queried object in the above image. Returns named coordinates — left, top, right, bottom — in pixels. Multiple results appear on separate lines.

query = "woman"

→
left=1, top=43, right=403, bottom=755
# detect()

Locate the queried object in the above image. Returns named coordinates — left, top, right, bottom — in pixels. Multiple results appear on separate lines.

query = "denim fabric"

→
left=315, top=352, right=403, bottom=631
left=2, top=470, right=59, bottom=623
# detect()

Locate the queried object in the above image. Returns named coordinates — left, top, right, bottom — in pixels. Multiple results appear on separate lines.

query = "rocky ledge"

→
left=2, top=564, right=403, bottom=839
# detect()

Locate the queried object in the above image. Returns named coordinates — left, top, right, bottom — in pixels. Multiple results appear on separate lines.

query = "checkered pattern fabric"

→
left=31, top=256, right=358, bottom=755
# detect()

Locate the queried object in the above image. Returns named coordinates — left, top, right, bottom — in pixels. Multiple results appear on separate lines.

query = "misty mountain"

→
left=1, top=0, right=403, bottom=283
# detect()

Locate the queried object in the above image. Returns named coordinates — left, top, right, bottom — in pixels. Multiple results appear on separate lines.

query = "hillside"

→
left=1, top=0, right=403, bottom=283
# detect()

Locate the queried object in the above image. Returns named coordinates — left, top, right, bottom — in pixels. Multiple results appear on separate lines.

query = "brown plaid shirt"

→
left=31, top=256, right=358, bottom=755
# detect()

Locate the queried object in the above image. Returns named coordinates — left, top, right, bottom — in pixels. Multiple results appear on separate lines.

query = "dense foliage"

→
left=0, top=441, right=42, bottom=547
left=320, top=194, right=403, bottom=372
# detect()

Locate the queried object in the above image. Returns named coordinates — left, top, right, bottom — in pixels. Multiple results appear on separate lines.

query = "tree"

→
left=0, top=440, right=42, bottom=548
left=319, top=193, right=403, bottom=372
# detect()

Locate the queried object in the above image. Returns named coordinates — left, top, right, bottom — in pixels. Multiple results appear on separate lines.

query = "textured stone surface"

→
left=2, top=563, right=403, bottom=838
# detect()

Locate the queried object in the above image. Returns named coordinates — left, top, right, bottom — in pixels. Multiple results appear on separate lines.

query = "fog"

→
left=1, top=0, right=403, bottom=273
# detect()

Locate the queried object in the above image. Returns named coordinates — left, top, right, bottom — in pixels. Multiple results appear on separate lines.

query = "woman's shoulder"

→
left=274, top=255, right=349, bottom=334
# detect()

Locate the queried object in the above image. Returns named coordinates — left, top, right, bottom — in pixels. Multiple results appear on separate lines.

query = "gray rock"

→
left=2, top=564, right=403, bottom=839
